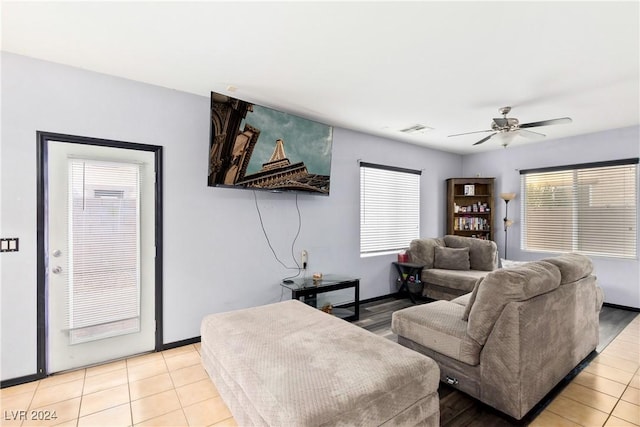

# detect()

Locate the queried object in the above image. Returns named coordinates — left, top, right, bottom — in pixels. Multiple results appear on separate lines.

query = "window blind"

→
left=521, top=159, right=638, bottom=259
left=68, top=159, right=142, bottom=344
left=360, top=162, right=421, bottom=255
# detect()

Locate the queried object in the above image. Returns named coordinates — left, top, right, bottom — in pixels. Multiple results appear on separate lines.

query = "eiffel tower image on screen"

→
left=237, top=138, right=329, bottom=193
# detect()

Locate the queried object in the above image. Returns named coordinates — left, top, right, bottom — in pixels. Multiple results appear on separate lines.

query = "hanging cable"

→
left=253, top=191, right=303, bottom=281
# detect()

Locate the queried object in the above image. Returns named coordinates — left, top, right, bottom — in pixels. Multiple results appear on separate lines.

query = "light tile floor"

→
left=1, top=315, right=638, bottom=427
left=0, top=343, right=237, bottom=427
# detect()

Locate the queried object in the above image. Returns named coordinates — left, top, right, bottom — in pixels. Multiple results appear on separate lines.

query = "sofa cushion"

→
left=467, top=260, right=561, bottom=346
left=443, top=235, right=498, bottom=271
left=391, top=301, right=482, bottom=366
left=422, top=269, right=488, bottom=293
left=409, top=238, right=445, bottom=269
left=434, top=247, right=470, bottom=270
left=542, top=253, right=593, bottom=285
left=450, top=293, right=471, bottom=307
left=462, top=278, right=483, bottom=321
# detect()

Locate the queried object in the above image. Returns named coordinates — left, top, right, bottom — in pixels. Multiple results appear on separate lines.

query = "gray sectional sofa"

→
left=407, top=235, right=498, bottom=300
left=391, top=253, right=604, bottom=420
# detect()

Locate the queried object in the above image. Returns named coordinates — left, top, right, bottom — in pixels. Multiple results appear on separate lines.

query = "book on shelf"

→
left=454, top=202, right=490, bottom=213
left=454, top=217, right=490, bottom=231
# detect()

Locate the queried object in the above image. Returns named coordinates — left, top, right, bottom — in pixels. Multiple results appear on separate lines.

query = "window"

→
left=360, top=162, right=421, bottom=255
left=521, top=158, right=638, bottom=259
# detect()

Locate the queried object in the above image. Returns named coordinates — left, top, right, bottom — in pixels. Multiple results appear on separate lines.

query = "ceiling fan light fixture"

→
left=495, top=132, right=517, bottom=147
left=492, top=117, right=519, bottom=131
left=449, top=106, right=572, bottom=147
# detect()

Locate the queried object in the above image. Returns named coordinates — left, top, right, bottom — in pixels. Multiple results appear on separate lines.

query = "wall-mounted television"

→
left=208, top=91, right=334, bottom=195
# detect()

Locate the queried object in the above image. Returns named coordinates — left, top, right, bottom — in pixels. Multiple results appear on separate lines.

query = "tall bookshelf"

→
left=446, top=177, right=495, bottom=240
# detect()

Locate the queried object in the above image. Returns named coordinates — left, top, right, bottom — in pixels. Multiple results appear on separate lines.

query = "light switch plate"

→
left=0, top=238, right=19, bottom=252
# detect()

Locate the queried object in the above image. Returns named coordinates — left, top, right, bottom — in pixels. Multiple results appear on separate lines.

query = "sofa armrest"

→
left=408, top=238, right=445, bottom=269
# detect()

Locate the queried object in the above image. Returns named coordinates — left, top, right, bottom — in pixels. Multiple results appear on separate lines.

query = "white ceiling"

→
left=2, top=1, right=639, bottom=154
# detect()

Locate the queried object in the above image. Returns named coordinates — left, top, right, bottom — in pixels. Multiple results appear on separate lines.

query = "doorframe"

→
left=36, top=131, right=163, bottom=378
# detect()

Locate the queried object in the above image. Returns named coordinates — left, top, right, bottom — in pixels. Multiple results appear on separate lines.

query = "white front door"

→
left=47, top=140, right=157, bottom=373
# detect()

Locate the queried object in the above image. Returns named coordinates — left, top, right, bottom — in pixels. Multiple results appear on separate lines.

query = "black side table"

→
left=392, top=262, right=425, bottom=304
left=280, top=275, right=360, bottom=321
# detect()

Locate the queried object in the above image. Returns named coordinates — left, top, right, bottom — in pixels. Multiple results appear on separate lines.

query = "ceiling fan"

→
left=448, top=106, right=572, bottom=147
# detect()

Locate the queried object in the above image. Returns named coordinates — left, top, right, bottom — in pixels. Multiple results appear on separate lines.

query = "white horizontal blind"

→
left=68, top=159, right=142, bottom=344
left=360, top=163, right=421, bottom=255
left=521, top=160, right=638, bottom=259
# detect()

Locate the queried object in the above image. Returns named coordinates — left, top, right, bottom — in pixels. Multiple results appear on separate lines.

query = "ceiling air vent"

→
left=399, top=124, right=433, bottom=134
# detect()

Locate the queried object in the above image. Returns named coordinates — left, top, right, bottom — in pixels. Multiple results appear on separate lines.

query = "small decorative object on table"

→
left=312, top=272, right=323, bottom=284
left=320, top=303, right=333, bottom=314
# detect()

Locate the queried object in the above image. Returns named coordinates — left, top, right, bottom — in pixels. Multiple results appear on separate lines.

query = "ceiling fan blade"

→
left=493, top=118, right=509, bottom=127
left=520, top=117, right=572, bottom=128
left=448, top=129, right=494, bottom=137
left=473, top=133, right=497, bottom=146
left=517, top=129, right=546, bottom=139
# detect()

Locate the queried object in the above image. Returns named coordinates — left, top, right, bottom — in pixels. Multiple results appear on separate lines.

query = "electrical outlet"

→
left=301, top=250, right=308, bottom=268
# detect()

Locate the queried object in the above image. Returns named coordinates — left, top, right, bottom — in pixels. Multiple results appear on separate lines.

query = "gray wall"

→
left=462, top=126, right=640, bottom=308
left=3, top=52, right=638, bottom=383
left=0, top=53, right=461, bottom=381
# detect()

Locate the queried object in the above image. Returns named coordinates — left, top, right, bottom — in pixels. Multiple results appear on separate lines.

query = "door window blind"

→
left=521, top=159, right=638, bottom=259
left=68, top=159, right=142, bottom=344
left=360, top=162, right=421, bottom=255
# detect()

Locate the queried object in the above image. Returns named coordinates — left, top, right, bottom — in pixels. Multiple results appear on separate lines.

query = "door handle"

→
left=52, top=249, right=62, bottom=257
left=52, top=266, right=63, bottom=274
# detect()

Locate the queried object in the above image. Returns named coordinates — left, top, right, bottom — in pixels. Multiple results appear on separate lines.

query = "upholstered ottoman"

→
left=201, top=299, right=440, bottom=426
